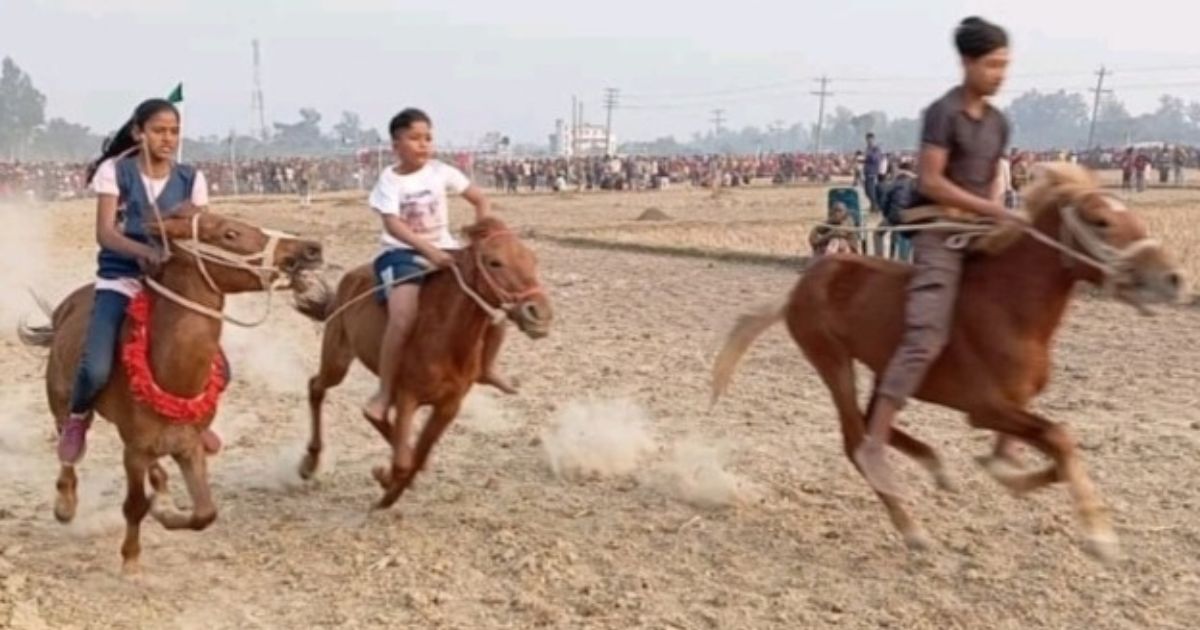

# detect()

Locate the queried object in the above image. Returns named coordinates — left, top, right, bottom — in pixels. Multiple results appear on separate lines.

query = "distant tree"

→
left=1005, top=89, right=1090, bottom=150
left=0, top=57, right=47, bottom=159
left=29, top=118, right=102, bottom=161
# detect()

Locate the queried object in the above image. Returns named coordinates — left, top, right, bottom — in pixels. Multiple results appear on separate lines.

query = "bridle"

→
left=451, top=230, right=546, bottom=324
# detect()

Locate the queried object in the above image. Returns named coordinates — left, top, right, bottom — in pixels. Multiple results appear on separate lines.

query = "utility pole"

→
left=812, top=76, right=833, bottom=155
left=1086, top=66, right=1112, bottom=150
left=710, top=108, right=726, bottom=136
left=251, top=39, right=268, bottom=142
left=603, top=87, right=619, bottom=156
left=228, top=128, right=239, bottom=196
left=569, top=95, right=577, bottom=157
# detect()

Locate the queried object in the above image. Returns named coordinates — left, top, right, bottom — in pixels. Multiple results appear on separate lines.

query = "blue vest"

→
left=96, top=156, right=196, bottom=279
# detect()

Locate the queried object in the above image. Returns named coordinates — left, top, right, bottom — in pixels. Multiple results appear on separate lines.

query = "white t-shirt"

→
left=369, top=160, right=470, bottom=251
left=91, top=158, right=210, bottom=207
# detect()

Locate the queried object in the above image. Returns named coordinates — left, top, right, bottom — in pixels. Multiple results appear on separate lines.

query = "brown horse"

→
left=712, top=163, right=1184, bottom=560
left=294, top=216, right=552, bottom=508
left=20, top=210, right=323, bottom=572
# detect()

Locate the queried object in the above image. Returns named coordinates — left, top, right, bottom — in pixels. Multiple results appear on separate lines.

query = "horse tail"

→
left=18, top=288, right=56, bottom=348
left=711, top=299, right=787, bottom=405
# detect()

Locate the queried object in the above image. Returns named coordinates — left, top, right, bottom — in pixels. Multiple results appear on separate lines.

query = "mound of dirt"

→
left=636, top=207, right=673, bottom=222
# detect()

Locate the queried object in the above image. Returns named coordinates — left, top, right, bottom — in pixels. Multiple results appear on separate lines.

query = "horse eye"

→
left=224, top=229, right=239, bottom=240
left=1092, top=218, right=1109, bottom=229
left=488, top=259, right=503, bottom=269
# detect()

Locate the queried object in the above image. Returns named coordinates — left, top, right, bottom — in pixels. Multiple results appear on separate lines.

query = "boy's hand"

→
left=426, top=249, right=455, bottom=269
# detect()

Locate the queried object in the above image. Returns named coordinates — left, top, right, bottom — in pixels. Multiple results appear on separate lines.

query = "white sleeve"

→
left=368, top=171, right=398, bottom=216
left=91, top=159, right=119, bottom=196
left=441, top=162, right=470, bottom=195
left=191, top=170, right=210, bottom=206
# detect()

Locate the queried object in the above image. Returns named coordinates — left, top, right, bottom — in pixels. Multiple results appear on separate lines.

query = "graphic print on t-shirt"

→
left=398, top=189, right=440, bottom=235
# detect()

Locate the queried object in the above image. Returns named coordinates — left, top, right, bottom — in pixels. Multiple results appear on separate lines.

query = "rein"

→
left=320, top=231, right=543, bottom=326
left=822, top=203, right=1156, bottom=288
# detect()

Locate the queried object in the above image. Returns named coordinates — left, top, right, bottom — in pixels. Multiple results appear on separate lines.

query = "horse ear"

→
left=462, top=216, right=509, bottom=243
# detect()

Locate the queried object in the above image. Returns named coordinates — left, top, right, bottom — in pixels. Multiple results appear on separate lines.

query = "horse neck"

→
left=148, top=261, right=225, bottom=395
left=966, top=210, right=1081, bottom=343
left=421, top=248, right=494, bottom=364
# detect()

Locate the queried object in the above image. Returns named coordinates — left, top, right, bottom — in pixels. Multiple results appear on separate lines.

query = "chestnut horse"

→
left=20, top=210, right=323, bottom=572
left=294, top=216, right=552, bottom=508
left=713, top=163, right=1184, bottom=560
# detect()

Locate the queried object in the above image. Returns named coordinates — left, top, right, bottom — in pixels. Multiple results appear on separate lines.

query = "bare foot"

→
left=479, top=372, right=519, bottom=395
left=854, top=438, right=906, bottom=499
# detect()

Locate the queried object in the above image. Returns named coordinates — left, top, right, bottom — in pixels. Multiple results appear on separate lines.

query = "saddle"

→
left=900, top=204, right=1026, bottom=255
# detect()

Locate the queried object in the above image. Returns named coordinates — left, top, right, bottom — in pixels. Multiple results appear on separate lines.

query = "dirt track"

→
left=1, top=184, right=1198, bottom=629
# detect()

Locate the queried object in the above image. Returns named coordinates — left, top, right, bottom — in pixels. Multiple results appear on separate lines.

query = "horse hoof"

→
left=298, top=454, right=319, bottom=481
left=122, top=559, right=142, bottom=577
left=976, top=456, right=1026, bottom=495
left=1083, top=531, right=1122, bottom=564
left=53, top=497, right=76, bottom=524
left=903, top=530, right=935, bottom=552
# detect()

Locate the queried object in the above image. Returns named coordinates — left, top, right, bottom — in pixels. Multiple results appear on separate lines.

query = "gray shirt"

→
left=912, top=86, right=1009, bottom=206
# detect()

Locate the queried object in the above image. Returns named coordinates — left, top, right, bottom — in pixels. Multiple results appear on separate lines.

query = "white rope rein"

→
left=318, top=257, right=509, bottom=326
left=818, top=204, right=1155, bottom=283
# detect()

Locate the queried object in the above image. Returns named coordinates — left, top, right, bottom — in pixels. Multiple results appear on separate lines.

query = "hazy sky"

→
left=2, top=0, right=1199, bottom=147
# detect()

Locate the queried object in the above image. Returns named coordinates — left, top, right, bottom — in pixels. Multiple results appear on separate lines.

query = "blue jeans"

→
left=68, top=288, right=232, bottom=414
left=69, top=289, right=129, bottom=414
left=864, top=175, right=880, bottom=212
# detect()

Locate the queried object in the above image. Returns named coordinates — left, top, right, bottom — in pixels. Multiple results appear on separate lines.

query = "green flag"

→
left=167, top=83, right=183, bottom=104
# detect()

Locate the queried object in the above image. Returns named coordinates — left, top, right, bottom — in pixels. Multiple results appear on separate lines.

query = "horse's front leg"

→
left=120, top=447, right=154, bottom=574
left=373, top=395, right=419, bottom=509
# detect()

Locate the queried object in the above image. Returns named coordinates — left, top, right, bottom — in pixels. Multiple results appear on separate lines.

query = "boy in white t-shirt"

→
left=363, top=108, right=512, bottom=426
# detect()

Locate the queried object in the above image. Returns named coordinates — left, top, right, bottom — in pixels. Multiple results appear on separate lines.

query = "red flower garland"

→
left=122, top=291, right=227, bottom=424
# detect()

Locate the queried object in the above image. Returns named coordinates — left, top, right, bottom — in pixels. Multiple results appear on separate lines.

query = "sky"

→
left=2, top=0, right=1199, bottom=148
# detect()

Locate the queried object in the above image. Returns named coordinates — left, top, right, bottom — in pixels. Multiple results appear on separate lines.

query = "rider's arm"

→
left=461, top=184, right=491, bottom=222
left=917, top=144, right=1009, bottom=221
left=95, top=194, right=158, bottom=260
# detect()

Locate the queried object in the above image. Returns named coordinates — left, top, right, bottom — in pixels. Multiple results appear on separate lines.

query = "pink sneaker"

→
left=57, top=413, right=92, bottom=465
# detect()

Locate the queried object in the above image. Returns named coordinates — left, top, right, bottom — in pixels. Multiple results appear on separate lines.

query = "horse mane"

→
left=1021, top=161, right=1099, bottom=222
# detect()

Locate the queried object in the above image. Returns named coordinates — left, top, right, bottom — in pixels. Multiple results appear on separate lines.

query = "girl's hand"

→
left=137, top=247, right=169, bottom=274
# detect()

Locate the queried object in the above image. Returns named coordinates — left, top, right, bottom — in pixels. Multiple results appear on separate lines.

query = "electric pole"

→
left=1086, top=66, right=1112, bottom=150
left=710, top=109, right=726, bottom=136
left=603, top=88, right=619, bottom=156
left=812, top=76, right=833, bottom=155
left=251, top=39, right=268, bottom=142
left=570, top=94, right=578, bottom=157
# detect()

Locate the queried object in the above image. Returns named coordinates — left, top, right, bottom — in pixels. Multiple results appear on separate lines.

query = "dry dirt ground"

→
left=1, top=181, right=1199, bottom=629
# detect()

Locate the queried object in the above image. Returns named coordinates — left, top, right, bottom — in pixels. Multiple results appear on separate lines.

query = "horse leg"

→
left=150, top=446, right=218, bottom=531
left=391, top=398, right=463, bottom=497
left=798, top=335, right=932, bottom=550
left=968, top=408, right=1117, bottom=561
left=374, top=395, right=419, bottom=509
left=477, top=324, right=517, bottom=395
left=120, top=448, right=153, bottom=574
left=863, top=381, right=955, bottom=492
left=300, top=322, right=355, bottom=480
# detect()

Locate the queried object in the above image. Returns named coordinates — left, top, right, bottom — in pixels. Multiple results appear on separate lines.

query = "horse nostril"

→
left=521, top=302, right=541, bottom=322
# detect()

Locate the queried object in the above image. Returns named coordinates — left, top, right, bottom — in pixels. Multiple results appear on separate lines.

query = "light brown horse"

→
left=20, top=210, right=323, bottom=572
left=294, top=216, right=552, bottom=508
left=713, top=163, right=1184, bottom=560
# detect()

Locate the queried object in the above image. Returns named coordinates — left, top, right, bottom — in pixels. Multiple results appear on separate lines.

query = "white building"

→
left=549, top=119, right=616, bottom=157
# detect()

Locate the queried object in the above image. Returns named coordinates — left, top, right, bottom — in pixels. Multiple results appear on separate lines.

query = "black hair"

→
left=86, top=98, right=179, bottom=184
left=388, top=108, right=432, bottom=139
left=955, top=16, right=1008, bottom=60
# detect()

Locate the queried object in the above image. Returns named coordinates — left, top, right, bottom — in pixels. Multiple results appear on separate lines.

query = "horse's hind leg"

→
left=796, top=333, right=932, bottom=550
left=864, top=380, right=954, bottom=492
left=300, top=322, right=355, bottom=480
left=120, top=447, right=153, bottom=574
left=374, top=395, right=420, bottom=509
left=969, top=408, right=1117, bottom=561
